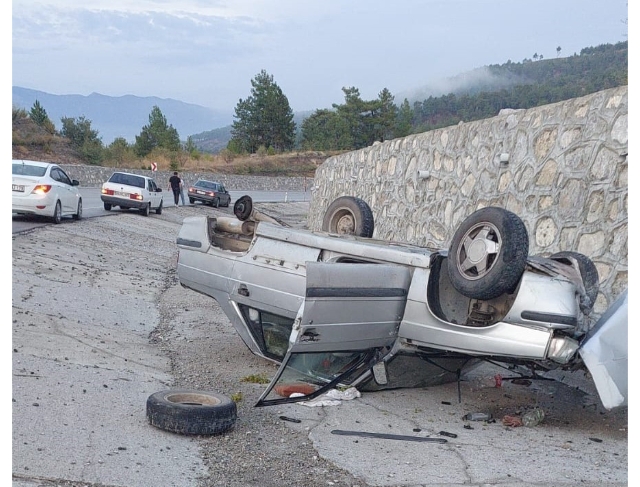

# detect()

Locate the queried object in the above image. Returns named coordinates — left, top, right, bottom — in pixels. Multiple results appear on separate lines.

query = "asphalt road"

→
left=11, top=202, right=630, bottom=487
left=11, top=188, right=311, bottom=234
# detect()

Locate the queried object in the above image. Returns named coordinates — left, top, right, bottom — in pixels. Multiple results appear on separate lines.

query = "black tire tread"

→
left=447, top=207, right=529, bottom=300
left=550, top=251, right=599, bottom=314
left=146, top=390, right=237, bottom=436
left=73, top=199, right=82, bottom=220
left=321, top=196, right=374, bottom=238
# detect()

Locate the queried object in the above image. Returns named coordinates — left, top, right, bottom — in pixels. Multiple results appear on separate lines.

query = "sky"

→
left=10, top=0, right=630, bottom=114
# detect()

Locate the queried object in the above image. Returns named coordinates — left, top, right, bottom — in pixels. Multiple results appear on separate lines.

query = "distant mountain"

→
left=190, top=111, right=314, bottom=154
left=12, top=87, right=234, bottom=145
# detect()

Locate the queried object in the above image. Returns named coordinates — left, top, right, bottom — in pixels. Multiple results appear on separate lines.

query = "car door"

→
left=219, top=184, right=230, bottom=205
left=255, top=262, right=412, bottom=407
left=51, top=167, right=77, bottom=213
left=148, top=179, right=161, bottom=208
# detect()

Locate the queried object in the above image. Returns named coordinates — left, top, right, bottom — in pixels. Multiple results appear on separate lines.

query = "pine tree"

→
left=230, top=70, right=296, bottom=153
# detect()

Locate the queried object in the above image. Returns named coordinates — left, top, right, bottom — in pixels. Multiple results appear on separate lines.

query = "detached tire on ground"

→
left=447, top=207, right=529, bottom=300
left=146, top=390, right=237, bottom=435
left=549, top=251, right=599, bottom=314
left=322, top=196, right=374, bottom=237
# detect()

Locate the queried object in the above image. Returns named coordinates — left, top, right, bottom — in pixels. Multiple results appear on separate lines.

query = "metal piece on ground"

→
left=331, top=430, right=447, bottom=443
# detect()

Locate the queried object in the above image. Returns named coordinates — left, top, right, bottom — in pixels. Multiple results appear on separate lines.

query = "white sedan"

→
left=12, top=159, right=82, bottom=224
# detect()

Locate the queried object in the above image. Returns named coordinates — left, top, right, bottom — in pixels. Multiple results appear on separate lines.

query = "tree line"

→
left=13, top=40, right=627, bottom=167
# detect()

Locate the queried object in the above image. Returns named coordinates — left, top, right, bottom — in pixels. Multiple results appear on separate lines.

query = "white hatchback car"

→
left=101, top=172, right=164, bottom=216
left=12, top=159, right=82, bottom=224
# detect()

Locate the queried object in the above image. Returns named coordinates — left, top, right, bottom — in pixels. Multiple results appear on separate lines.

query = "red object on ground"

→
left=274, top=383, right=316, bottom=397
left=502, top=415, right=523, bottom=427
left=494, top=374, right=503, bottom=387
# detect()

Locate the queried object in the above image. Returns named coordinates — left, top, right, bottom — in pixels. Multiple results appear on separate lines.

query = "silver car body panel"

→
left=176, top=213, right=626, bottom=409
left=579, top=289, right=628, bottom=410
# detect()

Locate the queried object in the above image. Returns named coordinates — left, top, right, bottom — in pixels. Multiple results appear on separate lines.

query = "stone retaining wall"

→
left=59, top=165, right=308, bottom=192
left=307, top=86, right=628, bottom=316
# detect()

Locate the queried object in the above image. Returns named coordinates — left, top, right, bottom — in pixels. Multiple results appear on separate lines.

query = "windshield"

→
left=13, top=163, right=47, bottom=177
left=195, top=181, right=218, bottom=190
left=256, top=349, right=376, bottom=407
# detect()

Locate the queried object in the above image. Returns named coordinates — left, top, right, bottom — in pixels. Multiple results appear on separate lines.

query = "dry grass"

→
left=12, top=115, right=336, bottom=177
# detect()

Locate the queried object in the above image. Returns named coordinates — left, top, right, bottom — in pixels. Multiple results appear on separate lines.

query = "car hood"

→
left=579, top=289, right=628, bottom=410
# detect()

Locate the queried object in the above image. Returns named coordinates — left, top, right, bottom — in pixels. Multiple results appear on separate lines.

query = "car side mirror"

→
left=371, top=362, right=388, bottom=385
left=72, top=180, right=80, bottom=186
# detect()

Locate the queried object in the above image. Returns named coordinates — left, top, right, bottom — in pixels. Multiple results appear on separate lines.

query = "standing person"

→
left=168, top=171, right=181, bottom=207
left=178, top=173, right=186, bottom=206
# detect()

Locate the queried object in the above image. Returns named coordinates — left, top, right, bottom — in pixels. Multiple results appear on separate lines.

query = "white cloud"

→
left=12, top=0, right=629, bottom=113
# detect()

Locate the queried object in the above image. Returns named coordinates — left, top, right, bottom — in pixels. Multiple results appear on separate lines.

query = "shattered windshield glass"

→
left=257, top=349, right=377, bottom=406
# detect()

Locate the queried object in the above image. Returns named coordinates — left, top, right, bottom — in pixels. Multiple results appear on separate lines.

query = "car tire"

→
left=550, top=251, right=599, bottom=314
left=73, top=199, right=82, bottom=220
left=156, top=200, right=163, bottom=215
left=146, top=390, right=237, bottom=436
left=141, top=203, right=150, bottom=217
left=447, top=207, right=529, bottom=300
left=322, top=196, right=374, bottom=237
left=53, top=201, right=62, bottom=224
left=189, top=197, right=194, bottom=204
left=234, top=195, right=253, bottom=220
left=213, top=198, right=220, bottom=208
left=104, top=202, right=112, bottom=211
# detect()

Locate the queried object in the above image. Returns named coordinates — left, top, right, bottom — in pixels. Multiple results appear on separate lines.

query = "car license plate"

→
left=115, top=191, right=129, bottom=197
left=196, top=190, right=205, bottom=194
left=12, top=184, right=25, bottom=192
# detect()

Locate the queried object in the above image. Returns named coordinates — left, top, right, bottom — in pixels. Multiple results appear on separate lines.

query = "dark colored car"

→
left=187, top=179, right=231, bottom=208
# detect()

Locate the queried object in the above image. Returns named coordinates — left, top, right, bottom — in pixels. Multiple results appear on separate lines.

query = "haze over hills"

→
left=11, top=87, right=234, bottom=145
left=12, top=40, right=627, bottom=154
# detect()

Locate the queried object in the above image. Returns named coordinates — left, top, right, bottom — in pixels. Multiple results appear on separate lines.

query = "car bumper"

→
left=12, top=194, right=55, bottom=217
left=101, top=195, right=147, bottom=209
left=188, top=193, right=216, bottom=204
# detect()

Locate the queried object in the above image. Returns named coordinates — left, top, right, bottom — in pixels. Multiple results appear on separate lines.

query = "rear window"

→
left=108, top=173, right=145, bottom=188
left=13, top=163, right=47, bottom=177
left=195, top=181, right=219, bottom=190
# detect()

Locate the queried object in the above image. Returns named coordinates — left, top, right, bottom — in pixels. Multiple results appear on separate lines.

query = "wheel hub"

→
left=336, top=214, right=355, bottom=234
left=467, top=239, right=488, bottom=264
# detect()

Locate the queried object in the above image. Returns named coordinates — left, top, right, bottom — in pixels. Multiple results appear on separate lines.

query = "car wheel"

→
left=140, top=203, right=150, bottom=216
left=104, top=202, right=112, bottom=211
left=189, top=197, right=194, bottom=204
left=322, top=196, right=374, bottom=237
left=146, top=390, right=237, bottom=435
left=447, top=207, right=529, bottom=300
left=53, top=201, right=62, bottom=224
left=550, top=251, right=599, bottom=314
left=213, top=197, right=220, bottom=208
left=73, top=199, right=82, bottom=220
left=234, top=195, right=254, bottom=220
left=224, top=198, right=231, bottom=207
left=156, top=200, right=163, bottom=215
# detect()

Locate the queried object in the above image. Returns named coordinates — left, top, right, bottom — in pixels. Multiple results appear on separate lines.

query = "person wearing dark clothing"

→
left=168, top=172, right=181, bottom=207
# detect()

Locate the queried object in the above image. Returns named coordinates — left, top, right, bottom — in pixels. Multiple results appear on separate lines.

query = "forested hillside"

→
left=411, top=42, right=628, bottom=132
left=193, top=41, right=627, bottom=153
left=13, top=40, right=626, bottom=172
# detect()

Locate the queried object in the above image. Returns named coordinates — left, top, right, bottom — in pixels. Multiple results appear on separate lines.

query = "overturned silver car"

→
left=176, top=196, right=627, bottom=409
